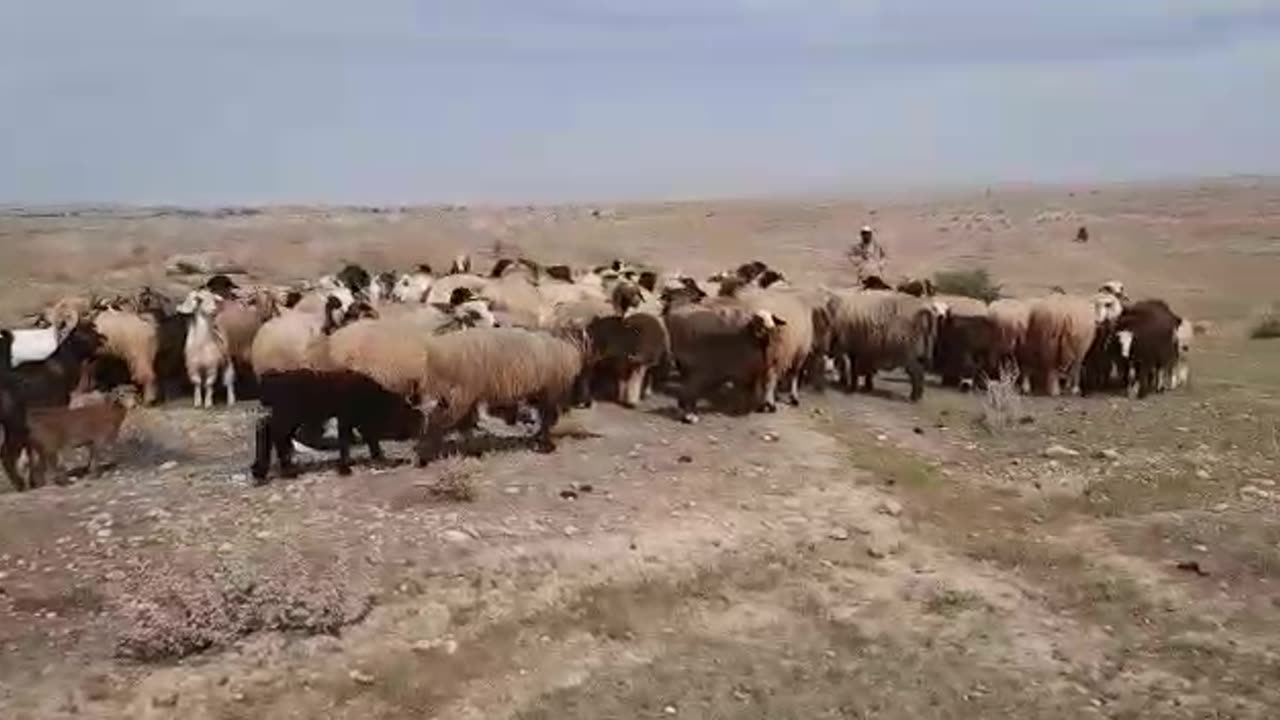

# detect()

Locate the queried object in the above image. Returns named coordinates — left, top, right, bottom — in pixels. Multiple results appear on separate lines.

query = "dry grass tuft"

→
left=979, top=370, right=1025, bottom=433
left=430, top=459, right=479, bottom=503
left=1250, top=304, right=1280, bottom=339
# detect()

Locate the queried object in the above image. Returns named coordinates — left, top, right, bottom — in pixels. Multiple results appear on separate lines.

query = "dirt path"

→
left=4, top=380, right=1277, bottom=719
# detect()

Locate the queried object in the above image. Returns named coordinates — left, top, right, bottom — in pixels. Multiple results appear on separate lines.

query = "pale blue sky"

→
left=2, top=1, right=1278, bottom=204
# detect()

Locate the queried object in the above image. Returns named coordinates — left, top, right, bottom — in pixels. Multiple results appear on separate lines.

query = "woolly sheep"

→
left=720, top=284, right=817, bottom=407
left=249, top=297, right=346, bottom=376
left=827, top=290, right=938, bottom=402
left=666, top=307, right=788, bottom=423
left=1022, top=294, right=1105, bottom=396
left=987, top=298, right=1033, bottom=382
left=585, top=312, right=670, bottom=407
left=414, top=327, right=590, bottom=462
left=93, top=309, right=160, bottom=405
left=931, top=294, right=989, bottom=320
left=392, top=268, right=435, bottom=303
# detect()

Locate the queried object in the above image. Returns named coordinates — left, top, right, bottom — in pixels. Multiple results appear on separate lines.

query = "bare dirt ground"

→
left=2, top=178, right=1279, bottom=719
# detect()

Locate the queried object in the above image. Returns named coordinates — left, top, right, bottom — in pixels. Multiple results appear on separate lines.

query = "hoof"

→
left=758, top=401, right=778, bottom=414
left=280, top=467, right=299, bottom=480
left=337, top=465, right=353, bottom=477
left=250, top=465, right=269, bottom=484
left=786, top=395, right=801, bottom=407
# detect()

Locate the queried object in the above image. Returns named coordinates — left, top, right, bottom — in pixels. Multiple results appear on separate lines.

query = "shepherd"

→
left=848, top=225, right=887, bottom=281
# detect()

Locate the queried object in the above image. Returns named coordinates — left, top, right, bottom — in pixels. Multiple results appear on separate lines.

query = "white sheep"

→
left=392, top=267, right=435, bottom=303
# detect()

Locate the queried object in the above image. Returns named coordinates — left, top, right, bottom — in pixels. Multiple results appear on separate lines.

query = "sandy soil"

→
left=1, top=178, right=1279, bottom=719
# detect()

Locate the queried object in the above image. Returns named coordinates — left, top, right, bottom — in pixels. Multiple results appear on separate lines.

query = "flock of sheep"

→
left=0, top=252, right=1193, bottom=491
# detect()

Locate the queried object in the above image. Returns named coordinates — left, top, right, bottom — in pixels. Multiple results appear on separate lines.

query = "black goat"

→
left=10, top=323, right=105, bottom=408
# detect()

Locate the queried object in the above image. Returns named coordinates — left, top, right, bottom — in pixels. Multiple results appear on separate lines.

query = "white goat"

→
left=178, top=289, right=234, bottom=408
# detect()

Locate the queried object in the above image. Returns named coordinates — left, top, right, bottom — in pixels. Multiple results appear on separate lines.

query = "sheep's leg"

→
left=861, top=372, right=875, bottom=393
left=783, top=365, right=801, bottom=406
left=533, top=395, right=560, bottom=453
left=336, top=419, right=354, bottom=476
left=251, top=416, right=273, bottom=483
left=1, top=436, right=27, bottom=492
left=268, top=415, right=300, bottom=479
left=620, top=366, right=643, bottom=408
left=572, top=370, right=593, bottom=409
left=906, top=359, right=925, bottom=402
left=223, top=363, right=237, bottom=406
left=85, top=444, right=98, bottom=478
left=841, top=353, right=857, bottom=393
left=677, top=374, right=705, bottom=424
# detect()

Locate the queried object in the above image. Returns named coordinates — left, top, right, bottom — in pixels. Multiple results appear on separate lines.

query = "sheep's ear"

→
left=773, top=315, right=787, bottom=327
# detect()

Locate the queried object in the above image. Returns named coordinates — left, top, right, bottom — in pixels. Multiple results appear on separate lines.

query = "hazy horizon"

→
left=3, top=2, right=1279, bottom=205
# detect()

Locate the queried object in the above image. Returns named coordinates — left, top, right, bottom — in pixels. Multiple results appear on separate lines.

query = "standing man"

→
left=848, top=225, right=887, bottom=282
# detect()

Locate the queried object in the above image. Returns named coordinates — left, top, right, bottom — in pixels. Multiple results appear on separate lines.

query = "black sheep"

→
left=251, top=369, right=425, bottom=484
left=933, top=314, right=1000, bottom=390
left=0, top=373, right=30, bottom=490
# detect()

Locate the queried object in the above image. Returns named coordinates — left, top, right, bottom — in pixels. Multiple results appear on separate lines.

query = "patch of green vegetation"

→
left=924, top=588, right=986, bottom=617
left=932, top=268, right=1003, bottom=303
left=847, top=441, right=939, bottom=488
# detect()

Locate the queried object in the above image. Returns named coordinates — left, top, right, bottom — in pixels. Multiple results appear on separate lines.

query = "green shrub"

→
left=931, top=268, right=1003, bottom=303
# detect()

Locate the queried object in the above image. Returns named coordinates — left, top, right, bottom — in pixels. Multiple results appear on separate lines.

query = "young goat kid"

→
left=25, top=387, right=136, bottom=489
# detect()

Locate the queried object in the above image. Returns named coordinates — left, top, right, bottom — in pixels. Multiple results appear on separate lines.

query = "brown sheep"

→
left=1021, top=294, right=1119, bottom=396
left=827, top=290, right=938, bottom=402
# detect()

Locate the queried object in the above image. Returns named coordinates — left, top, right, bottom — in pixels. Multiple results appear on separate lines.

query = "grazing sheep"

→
left=25, top=387, right=135, bottom=488
left=177, top=289, right=233, bottom=408
left=666, top=308, right=788, bottom=423
left=828, top=290, right=938, bottom=402
left=251, top=370, right=426, bottom=483
left=93, top=309, right=160, bottom=405
left=585, top=312, right=670, bottom=407
left=1022, top=294, right=1116, bottom=396
left=414, top=327, right=590, bottom=462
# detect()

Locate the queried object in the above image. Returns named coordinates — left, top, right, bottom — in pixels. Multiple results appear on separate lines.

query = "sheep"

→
left=370, top=271, right=397, bottom=304
left=414, top=327, right=590, bottom=462
left=25, top=387, right=135, bottom=488
left=449, top=254, right=472, bottom=275
left=93, top=309, right=160, bottom=405
left=292, top=286, right=356, bottom=317
left=1099, top=280, right=1128, bottom=303
left=251, top=370, right=426, bottom=484
left=1168, top=318, right=1193, bottom=390
left=930, top=294, right=989, bottom=320
left=987, top=298, right=1032, bottom=383
left=665, top=308, right=788, bottom=423
left=177, top=289, right=233, bottom=408
left=249, top=297, right=346, bottom=377
left=585, top=312, right=671, bottom=407
left=1021, top=294, right=1117, bottom=396
left=325, top=318, right=434, bottom=400
left=1112, top=299, right=1182, bottom=398
left=933, top=314, right=1001, bottom=391
left=424, top=273, right=490, bottom=306
left=392, top=266, right=435, bottom=303
left=719, top=283, right=817, bottom=408
left=827, top=290, right=938, bottom=402
left=6, top=328, right=59, bottom=366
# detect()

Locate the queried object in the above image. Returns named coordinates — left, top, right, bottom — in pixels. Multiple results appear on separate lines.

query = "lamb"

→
left=414, top=327, right=590, bottom=462
left=665, top=308, right=788, bottom=423
left=251, top=370, right=426, bottom=483
left=177, top=289, right=233, bottom=408
left=93, top=308, right=160, bottom=405
left=25, top=387, right=135, bottom=488
left=827, top=290, right=938, bottom=402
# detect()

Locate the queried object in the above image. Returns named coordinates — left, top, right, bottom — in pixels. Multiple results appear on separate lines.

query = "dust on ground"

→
left=2, top=178, right=1280, bottom=719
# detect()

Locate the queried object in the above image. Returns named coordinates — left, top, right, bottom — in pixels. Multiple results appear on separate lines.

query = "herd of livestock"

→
left=0, top=252, right=1193, bottom=492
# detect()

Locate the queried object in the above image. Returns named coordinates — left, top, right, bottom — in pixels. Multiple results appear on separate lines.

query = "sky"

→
left=2, top=1, right=1279, bottom=204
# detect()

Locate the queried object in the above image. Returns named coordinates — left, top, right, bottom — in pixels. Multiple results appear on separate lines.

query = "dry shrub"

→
left=111, top=544, right=373, bottom=661
left=430, top=459, right=479, bottom=503
left=1250, top=304, right=1280, bottom=340
left=980, top=369, right=1024, bottom=433
left=932, top=268, right=1003, bottom=303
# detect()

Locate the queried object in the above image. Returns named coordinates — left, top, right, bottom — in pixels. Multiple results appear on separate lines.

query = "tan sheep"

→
left=827, top=289, right=938, bottom=401
left=720, top=284, right=816, bottom=407
left=93, top=309, right=159, bottom=405
left=988, top=298, right=1034, bottom=384
left=325, top=318, right=434, bottom=399
left=931, top=294, right=989, bottom=319
left=415, top=327, right=589, bottom=461
left=1022, top=294, right=1103, bottom=396
left=249, top=299, right=345, bottom=376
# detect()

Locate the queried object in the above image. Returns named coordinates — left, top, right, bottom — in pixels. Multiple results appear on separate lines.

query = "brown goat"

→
left=26, top=388, right=135, bottom=488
